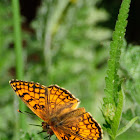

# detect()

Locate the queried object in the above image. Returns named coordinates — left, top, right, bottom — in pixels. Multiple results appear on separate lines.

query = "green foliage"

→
left=116, top=116, right=139, bottom=137
left=12, top=0, right=26, bottom=138
left=0, top=0, right=139, bottom=140
left=0, top=0, right=109, bottom=139
left=102, top=0, right=138, bottom=139
left=120, top=44, right=140, bottom=130
left=104, top=0, right=130, bottom=105
left=0, top=1, right=15, bottom=139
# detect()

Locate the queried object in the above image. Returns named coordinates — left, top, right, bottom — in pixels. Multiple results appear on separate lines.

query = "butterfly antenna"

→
left=17, top=109, right=42, bottom=122
left=29, top=124, right=42, bottom=127
left=24, top=110, right=36, bottom=115
left=17, top=109, right=35, bottom=117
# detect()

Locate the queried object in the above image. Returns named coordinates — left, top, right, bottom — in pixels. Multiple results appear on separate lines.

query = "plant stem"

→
left=110, top=137, right=115, bottom=140
left=12, top=0, right=26, bottom=139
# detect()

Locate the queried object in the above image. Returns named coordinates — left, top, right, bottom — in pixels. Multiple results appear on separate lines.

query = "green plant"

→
left=1, top=0, right=139, bottom=139
left=102, top=0, right=138, bottom=139
left=12, top=0, right=26, bottom=139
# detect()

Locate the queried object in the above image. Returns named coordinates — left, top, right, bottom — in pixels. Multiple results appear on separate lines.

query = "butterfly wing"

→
left=10, top=79, right=50, bottom=121
left=10, top=80, right=79, bottom=122
left=51, top=108, right=102, bottom=140
left=47, top=85, right=79, bottom=118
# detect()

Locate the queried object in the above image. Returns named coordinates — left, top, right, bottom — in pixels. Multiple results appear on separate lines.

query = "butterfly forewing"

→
left=9, top=80, right=79, bottom=121
left=10, top=79, right=50, bottom=121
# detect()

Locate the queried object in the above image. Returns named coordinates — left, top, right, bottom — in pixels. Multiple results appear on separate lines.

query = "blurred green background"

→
left=0, top=0, right=140, bottom=140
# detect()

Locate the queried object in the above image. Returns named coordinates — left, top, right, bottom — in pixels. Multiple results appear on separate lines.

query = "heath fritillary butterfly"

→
left=10, top=79, right=102, bottom=140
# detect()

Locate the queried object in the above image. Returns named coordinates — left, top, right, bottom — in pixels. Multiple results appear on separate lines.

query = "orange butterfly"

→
left=10, top=79, right=102, bottom=140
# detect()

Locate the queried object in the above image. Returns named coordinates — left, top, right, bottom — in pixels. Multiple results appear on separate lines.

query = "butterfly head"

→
left=42, top=122, right=54, bottom=136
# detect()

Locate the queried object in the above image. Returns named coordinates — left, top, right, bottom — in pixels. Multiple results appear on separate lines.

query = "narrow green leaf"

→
left=104, top=0, right=131, bottom=104
left=12, top=0, right=26, bottom=139
left=116, top=116, right=139, bottom=137
left=111, top=89, right=124, bottom=137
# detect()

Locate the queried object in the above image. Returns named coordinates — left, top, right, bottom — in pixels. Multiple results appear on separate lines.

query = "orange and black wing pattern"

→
left=9, top=80, right=79, bottom=121
left=52, top=108, right=102, bottom=140
left=47, top=85, right=79, bottom=117
left=9, top=79, right=49, bottom=121
left=10, top=79, right=102, bottom=140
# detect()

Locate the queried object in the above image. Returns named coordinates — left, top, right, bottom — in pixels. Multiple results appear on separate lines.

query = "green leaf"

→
left=104, top=0, right=131, bottom=105
left=116, top=116, right=139, bottom=137
left=111, top=89, right=124, bottom=137
left=103, top=0, right=131, bottom=138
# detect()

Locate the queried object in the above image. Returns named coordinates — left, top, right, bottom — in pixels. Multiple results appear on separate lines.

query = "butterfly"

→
left=10, top=79, right=102, bottom=140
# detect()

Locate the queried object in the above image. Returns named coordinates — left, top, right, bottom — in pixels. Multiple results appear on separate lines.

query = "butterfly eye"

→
left=42, top=122, right=50, bottom=131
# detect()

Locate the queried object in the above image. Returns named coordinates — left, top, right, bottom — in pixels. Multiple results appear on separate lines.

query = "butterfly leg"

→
left=44, top=135, right=51, bottom=140
left=38, top=130, right=45, bottom=134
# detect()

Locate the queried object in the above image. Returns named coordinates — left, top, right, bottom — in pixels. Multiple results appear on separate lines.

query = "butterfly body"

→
left=10, top=79, right=102, bottom=140
left=42, top=122, right=54, bottom=136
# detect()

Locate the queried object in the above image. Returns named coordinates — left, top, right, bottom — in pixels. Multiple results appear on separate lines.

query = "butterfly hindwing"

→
left=51, top=108, right=102, bottom=140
